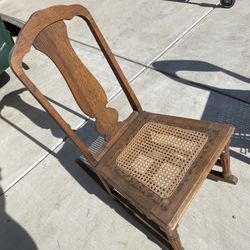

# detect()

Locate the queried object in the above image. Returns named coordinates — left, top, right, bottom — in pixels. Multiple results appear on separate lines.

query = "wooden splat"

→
left=33, top=21, right=121, bottom=141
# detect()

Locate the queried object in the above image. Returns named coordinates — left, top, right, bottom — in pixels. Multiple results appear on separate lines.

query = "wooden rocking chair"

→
left=10, top=5, right=238, bottom=249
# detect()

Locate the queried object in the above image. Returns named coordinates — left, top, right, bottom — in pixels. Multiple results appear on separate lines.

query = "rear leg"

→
left=220, top=144, right=238, bottom=184
left=207, top=142, right=238, bottom=185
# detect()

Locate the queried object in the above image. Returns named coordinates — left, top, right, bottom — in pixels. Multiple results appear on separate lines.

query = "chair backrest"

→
left=10, top=4, right=142, bottom=166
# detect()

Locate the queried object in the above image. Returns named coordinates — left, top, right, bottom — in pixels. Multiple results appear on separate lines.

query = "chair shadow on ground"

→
left=0, top=74, right=170, bottom=249
left=163, top=0, right=220, bottom=8
left=0, top=72, right=10, bottom=88
left=0, top=169, right=38, bottom=250
left=152, top=60, right=250, bottom=164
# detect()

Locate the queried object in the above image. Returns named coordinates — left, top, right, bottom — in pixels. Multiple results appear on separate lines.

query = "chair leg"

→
left=75, top=158, right=115, bottom=199
left=207, top=143, right=238, bottom=185
left=165, top=226, right=183, bottom=250
left=221, top=145, right=231, bottom=178
left=220, top=144, right=238, bottom=184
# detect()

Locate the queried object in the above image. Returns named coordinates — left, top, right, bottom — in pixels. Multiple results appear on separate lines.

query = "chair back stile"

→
left=10, top=4, right=142, bottom=167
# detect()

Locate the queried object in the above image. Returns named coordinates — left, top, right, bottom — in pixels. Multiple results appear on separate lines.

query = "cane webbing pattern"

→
left=116, top=122, right=208, bottom=198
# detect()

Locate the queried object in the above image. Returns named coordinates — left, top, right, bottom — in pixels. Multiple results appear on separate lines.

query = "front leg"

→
left=164, top=226, right=184, bottom=250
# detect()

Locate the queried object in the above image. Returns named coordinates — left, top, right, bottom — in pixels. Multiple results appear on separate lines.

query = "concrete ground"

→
left=0, top=0, right=249, bottom=249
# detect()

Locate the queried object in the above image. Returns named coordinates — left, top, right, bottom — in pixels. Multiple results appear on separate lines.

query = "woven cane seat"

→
left=116, top=122, right=208, bottom=198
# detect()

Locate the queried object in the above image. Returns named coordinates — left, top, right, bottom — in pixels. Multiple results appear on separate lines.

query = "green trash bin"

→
left=0, top=17, right=14, bottom=74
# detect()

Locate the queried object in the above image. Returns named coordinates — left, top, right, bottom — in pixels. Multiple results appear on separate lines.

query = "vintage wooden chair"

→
left=10, top=5, right=238, bottom=249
